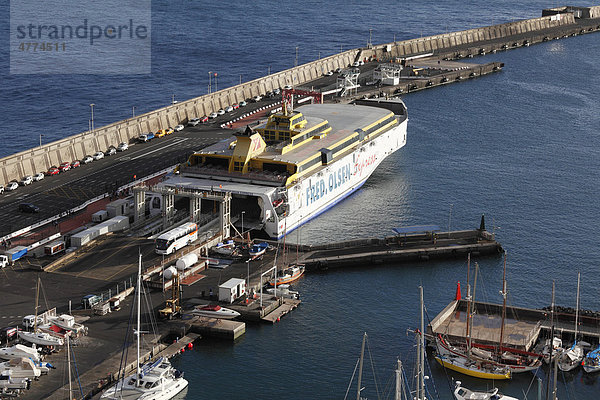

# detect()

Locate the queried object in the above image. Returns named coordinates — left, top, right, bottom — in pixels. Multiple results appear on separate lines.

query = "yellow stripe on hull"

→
left=435, top=356, right=511, bottom=380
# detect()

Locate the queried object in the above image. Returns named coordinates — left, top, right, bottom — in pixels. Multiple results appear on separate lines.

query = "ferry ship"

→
left=164, top=99, right=407, bottom=239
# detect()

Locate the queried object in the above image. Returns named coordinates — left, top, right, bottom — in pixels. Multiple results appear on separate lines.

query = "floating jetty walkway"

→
left=297, top=224, right=501, bottom=271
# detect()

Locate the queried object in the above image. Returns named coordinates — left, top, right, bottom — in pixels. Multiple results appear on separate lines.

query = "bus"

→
left=155, top=222, right=198, bottom=255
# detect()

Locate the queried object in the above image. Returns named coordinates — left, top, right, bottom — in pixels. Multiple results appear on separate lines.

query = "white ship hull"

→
left=266, top=121, right=407, bottom=238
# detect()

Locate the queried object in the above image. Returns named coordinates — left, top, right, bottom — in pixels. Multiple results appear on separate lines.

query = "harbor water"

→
left=3, top=0, right=600, bottom=398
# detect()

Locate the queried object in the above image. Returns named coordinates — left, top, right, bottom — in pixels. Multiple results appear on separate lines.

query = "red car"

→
left=59, top=162, right=71, bottom=172
left=232, top=103, right=240, bottom=110
left=200, top=116, right=209, bottom=123
left=45, top=167, right=59, bottom=176
left=70, top=160, right=81, bottom=168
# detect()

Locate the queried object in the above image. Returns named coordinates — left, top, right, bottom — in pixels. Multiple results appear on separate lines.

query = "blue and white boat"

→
left=583, top=345, right=600, bottom=373
left=249, top=242, right=268, bottom=257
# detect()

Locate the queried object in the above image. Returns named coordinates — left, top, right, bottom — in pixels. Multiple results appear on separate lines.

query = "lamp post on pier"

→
left=208, top=71, right=212, bottom=94
left=132, top=106, right=136, bottom=118
left=295, top=46, right=299, bottom=67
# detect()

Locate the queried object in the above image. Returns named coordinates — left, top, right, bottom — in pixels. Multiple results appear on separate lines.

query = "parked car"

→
left=19, top=176, right=33, bottom=186
left=59, top=162, right=71, bottom=172
left=335, top=67, right=342, bottom=73
left=71, top=160, right=81, bottom=168
left=165, top=127, right=174, bottom=135
left=239, top=101, right=247, bottom=107
left=187, top=118, right=200, bottom=127
left=200, top=116, right=209, bottom=123
left=232, top=103, right=239, bottom=110
left=0, top=185, right=4, bottom=194
left=45, top=167, right=59, bottom=176
left=105, top=147, right=117, bottom=156
left=273, top=88, right=281, bottom=95
left=138, top=133, right=154, bottom=142
left=225, top=106, right=234, bottom=113
left=19, top=203, right=39, bottom=213
left=82, top=155, right=94, bottom=164
left=252, top=95, right=262, bottom=102
left=6, top=181, right=18, bottom=191
left=117, top=142, right=129, bottom=151
left=155, top=129, right=167, bottom=137
left=174, top=124, right=184, bottom=132
left=208, top=112, right=218, bottom=119
left=283, top=85, right=292, bottom=90
left=324, top=70, right=333, bottom=76
left=93, top=152, right=104, bottom=160
left=217, top=109, right=225, bottom=115
left=34, top=172, right=45, bottom=181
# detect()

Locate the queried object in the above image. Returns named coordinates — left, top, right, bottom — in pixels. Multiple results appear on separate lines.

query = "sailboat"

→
left=101, top=253, right=188, bottom=400
left=557, top=272, right=586, bottom=372
left=582, top=344, right=600, bottom=373
left=18, top=277, right=64, bottom=347
left=435, top=258, right=511, bottom=380
left=436, top=253, right=541, bottom=376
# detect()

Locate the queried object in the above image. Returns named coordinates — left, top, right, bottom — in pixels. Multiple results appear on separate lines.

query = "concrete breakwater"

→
left=1, top=6, right=599, bottom=186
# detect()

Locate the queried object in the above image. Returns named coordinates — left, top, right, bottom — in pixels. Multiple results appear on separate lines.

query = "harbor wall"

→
left=0, top=11, right=589, bottom=186
left=361, top=14, right=576, bottom=61
left=0, top=50, right=358, bottom=186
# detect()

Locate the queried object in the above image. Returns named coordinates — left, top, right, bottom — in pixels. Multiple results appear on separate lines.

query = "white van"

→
left=22, top=315, right=43, bottom=329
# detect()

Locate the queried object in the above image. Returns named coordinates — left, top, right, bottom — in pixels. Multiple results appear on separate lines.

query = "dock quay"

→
left=428, top=299, right=600, bottom=353
left=297, top=225, right=502, bottom=271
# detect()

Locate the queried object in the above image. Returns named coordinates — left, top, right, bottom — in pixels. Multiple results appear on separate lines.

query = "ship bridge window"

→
left=262, top=162, right=288, bottom=173
left=233, top=161, right=244, bottom=171
left=204, top=156, right=229, bottom=168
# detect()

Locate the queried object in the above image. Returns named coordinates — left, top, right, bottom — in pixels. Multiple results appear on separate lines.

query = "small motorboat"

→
left=266, top=286, right=299, bottom=300
left=0, top=344, right=41, bottom=363
left=0, top=358, right=42, bottom=380
left=191, top=305, right=240, bottom=320
left=583, top=344, right=600, bottom=373
left=0, top=370, right=31, bottom=394
left=453, top=380, right=519, bottom=400
left=249, top=242, right=268, bottom=257
left=18, top=330, right=64, bottom=347
left=558, top=341, right=586, bottom=372
left=267, top=264, right=305, bottom=287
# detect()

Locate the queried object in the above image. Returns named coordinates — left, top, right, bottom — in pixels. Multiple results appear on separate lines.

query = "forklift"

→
left=158, top=274, right=182, bottom=320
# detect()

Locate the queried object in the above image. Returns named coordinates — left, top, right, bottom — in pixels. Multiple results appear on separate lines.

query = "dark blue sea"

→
left=3, top=0, right=600, bottom=398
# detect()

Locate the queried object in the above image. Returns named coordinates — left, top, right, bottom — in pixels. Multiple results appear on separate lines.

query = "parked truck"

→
left=3, top=246, right=27, bottom=264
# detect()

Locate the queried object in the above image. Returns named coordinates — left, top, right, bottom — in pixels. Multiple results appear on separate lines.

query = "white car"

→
left=324, top=71, right=333, bottom=76
left=83, top=155, right=93, bottom=164
left=117, top=142, right=129, bottom=151
left=209, top=112, right=218, bottom=119
left=352, top=61, right=360, bottom=67
left=6, top=181, right=19, bottom=191
left=0, top=185, right=3, bottom=194
left=225, top=106, right=234, bottom=113
left=93, top=151, right=104, bottom=160
left=174, top=124, right=184, bottom=132
left=187, top=118, right=200, bottom=126
left=252, top=95, right=262, bottom=102
left=239, top=101, right=247, bottom=107
left=283, top=85, right=292, bottom=90
left=20, top=176, right=33, bottom=186
left=34, top=172, right=44, bottom=181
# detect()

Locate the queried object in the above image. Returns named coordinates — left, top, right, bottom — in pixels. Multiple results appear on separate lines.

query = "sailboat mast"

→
left=545, top=281, right=556, bottom=400
left=34, top=277, right=40, bottom=331
left=465, top=254, right=471, bottom=340
left=574, top=271, right=580, bottom=341
left=468, top=263, right=479, bottom=359
left=499, top=251, right=508, bottom=352
left=67, top=333, right=72, bottom=400
left=395, top=359, right=403, bottom=400
left=356, top=332, right=367, bottom=400
left=419, top=285, right=425, bottom=400
left=136, top=253, right=142, bottom=382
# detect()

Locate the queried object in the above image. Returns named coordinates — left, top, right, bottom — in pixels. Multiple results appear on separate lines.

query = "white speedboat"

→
left=18, top=330, right=64, bottom=347
left=266, top=286, right=299, bottom=300
left=0, top=370, right=31, bottom=394
left=0, top=358, right=42, bottom=379
left=454, top=380, right=519, bottom=400
left=0, top=344, right=41, bottom=363
left=101, top=357, right=187, bottom=400
left=191, top=304, right=240, bottom=320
